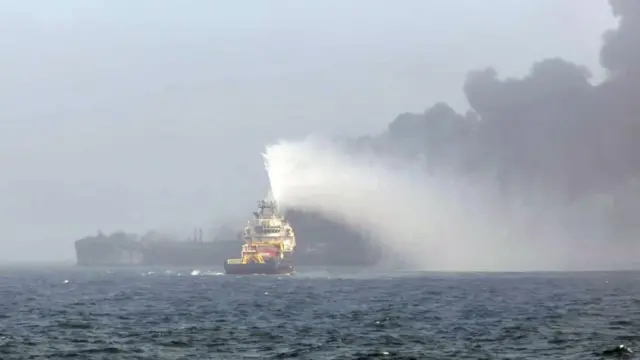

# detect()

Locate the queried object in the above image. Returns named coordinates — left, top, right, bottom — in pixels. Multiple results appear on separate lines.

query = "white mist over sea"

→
left=260, top=137, right=640, bottom=272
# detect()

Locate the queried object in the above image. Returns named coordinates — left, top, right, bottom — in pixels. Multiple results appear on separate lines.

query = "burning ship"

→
left=74, top=200, right=384, bottom=268
left=223, top=199, right=296, bottom=275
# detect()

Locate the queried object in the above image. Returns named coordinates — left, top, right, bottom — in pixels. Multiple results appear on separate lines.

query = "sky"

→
left=0, top=0, right=617, bottom=261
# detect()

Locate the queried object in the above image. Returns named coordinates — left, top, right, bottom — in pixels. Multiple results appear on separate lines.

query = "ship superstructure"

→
left=224, top=199, right=296, bottom=274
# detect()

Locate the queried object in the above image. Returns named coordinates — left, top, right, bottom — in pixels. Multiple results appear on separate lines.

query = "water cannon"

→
left=258, top=200, right=277, bottom=209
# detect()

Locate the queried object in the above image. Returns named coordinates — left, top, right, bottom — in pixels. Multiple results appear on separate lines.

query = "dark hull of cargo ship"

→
left=75, top=233, right=242, bottom=267
left=224, top=260, right=294, bottom=275
left=74, top=211, right=386, bottom=267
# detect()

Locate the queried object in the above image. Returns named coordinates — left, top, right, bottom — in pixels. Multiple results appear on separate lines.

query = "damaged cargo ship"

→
left=74, top=228, right=241, bottom=267
left=74, top=207, right=384, bottom=268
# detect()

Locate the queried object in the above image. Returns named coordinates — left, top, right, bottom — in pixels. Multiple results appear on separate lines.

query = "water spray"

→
left=260, top=137, right=639, bottom=271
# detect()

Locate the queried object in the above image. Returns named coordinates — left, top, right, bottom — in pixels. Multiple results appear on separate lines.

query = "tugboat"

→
left=224, top=198, right=297, bottom=275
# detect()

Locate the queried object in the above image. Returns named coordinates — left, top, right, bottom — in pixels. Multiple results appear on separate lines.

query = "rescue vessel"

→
left=223, top=198, right=296, bottom=275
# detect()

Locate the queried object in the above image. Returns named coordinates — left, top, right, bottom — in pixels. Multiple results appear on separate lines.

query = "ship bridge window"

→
left=254, top=226, right=281, bottom=234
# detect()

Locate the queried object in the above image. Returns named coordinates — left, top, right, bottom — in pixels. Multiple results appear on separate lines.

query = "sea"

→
left=0, top=266, right=637, bottom=359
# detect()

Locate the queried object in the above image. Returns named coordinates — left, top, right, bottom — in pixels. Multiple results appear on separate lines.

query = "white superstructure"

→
left=241, top=199, right=296, bottom=258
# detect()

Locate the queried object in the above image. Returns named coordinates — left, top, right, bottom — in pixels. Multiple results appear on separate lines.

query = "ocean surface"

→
left=0, top=266, right=638, bottom=359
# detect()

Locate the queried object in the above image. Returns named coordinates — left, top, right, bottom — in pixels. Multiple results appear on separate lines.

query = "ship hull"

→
left=224, top=260, right=294, bottom=275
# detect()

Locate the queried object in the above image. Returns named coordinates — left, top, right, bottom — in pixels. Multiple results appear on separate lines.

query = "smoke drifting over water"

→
left=261, top=1, right=640, bottom=271
left=262, top=138, right=636, bottom=272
